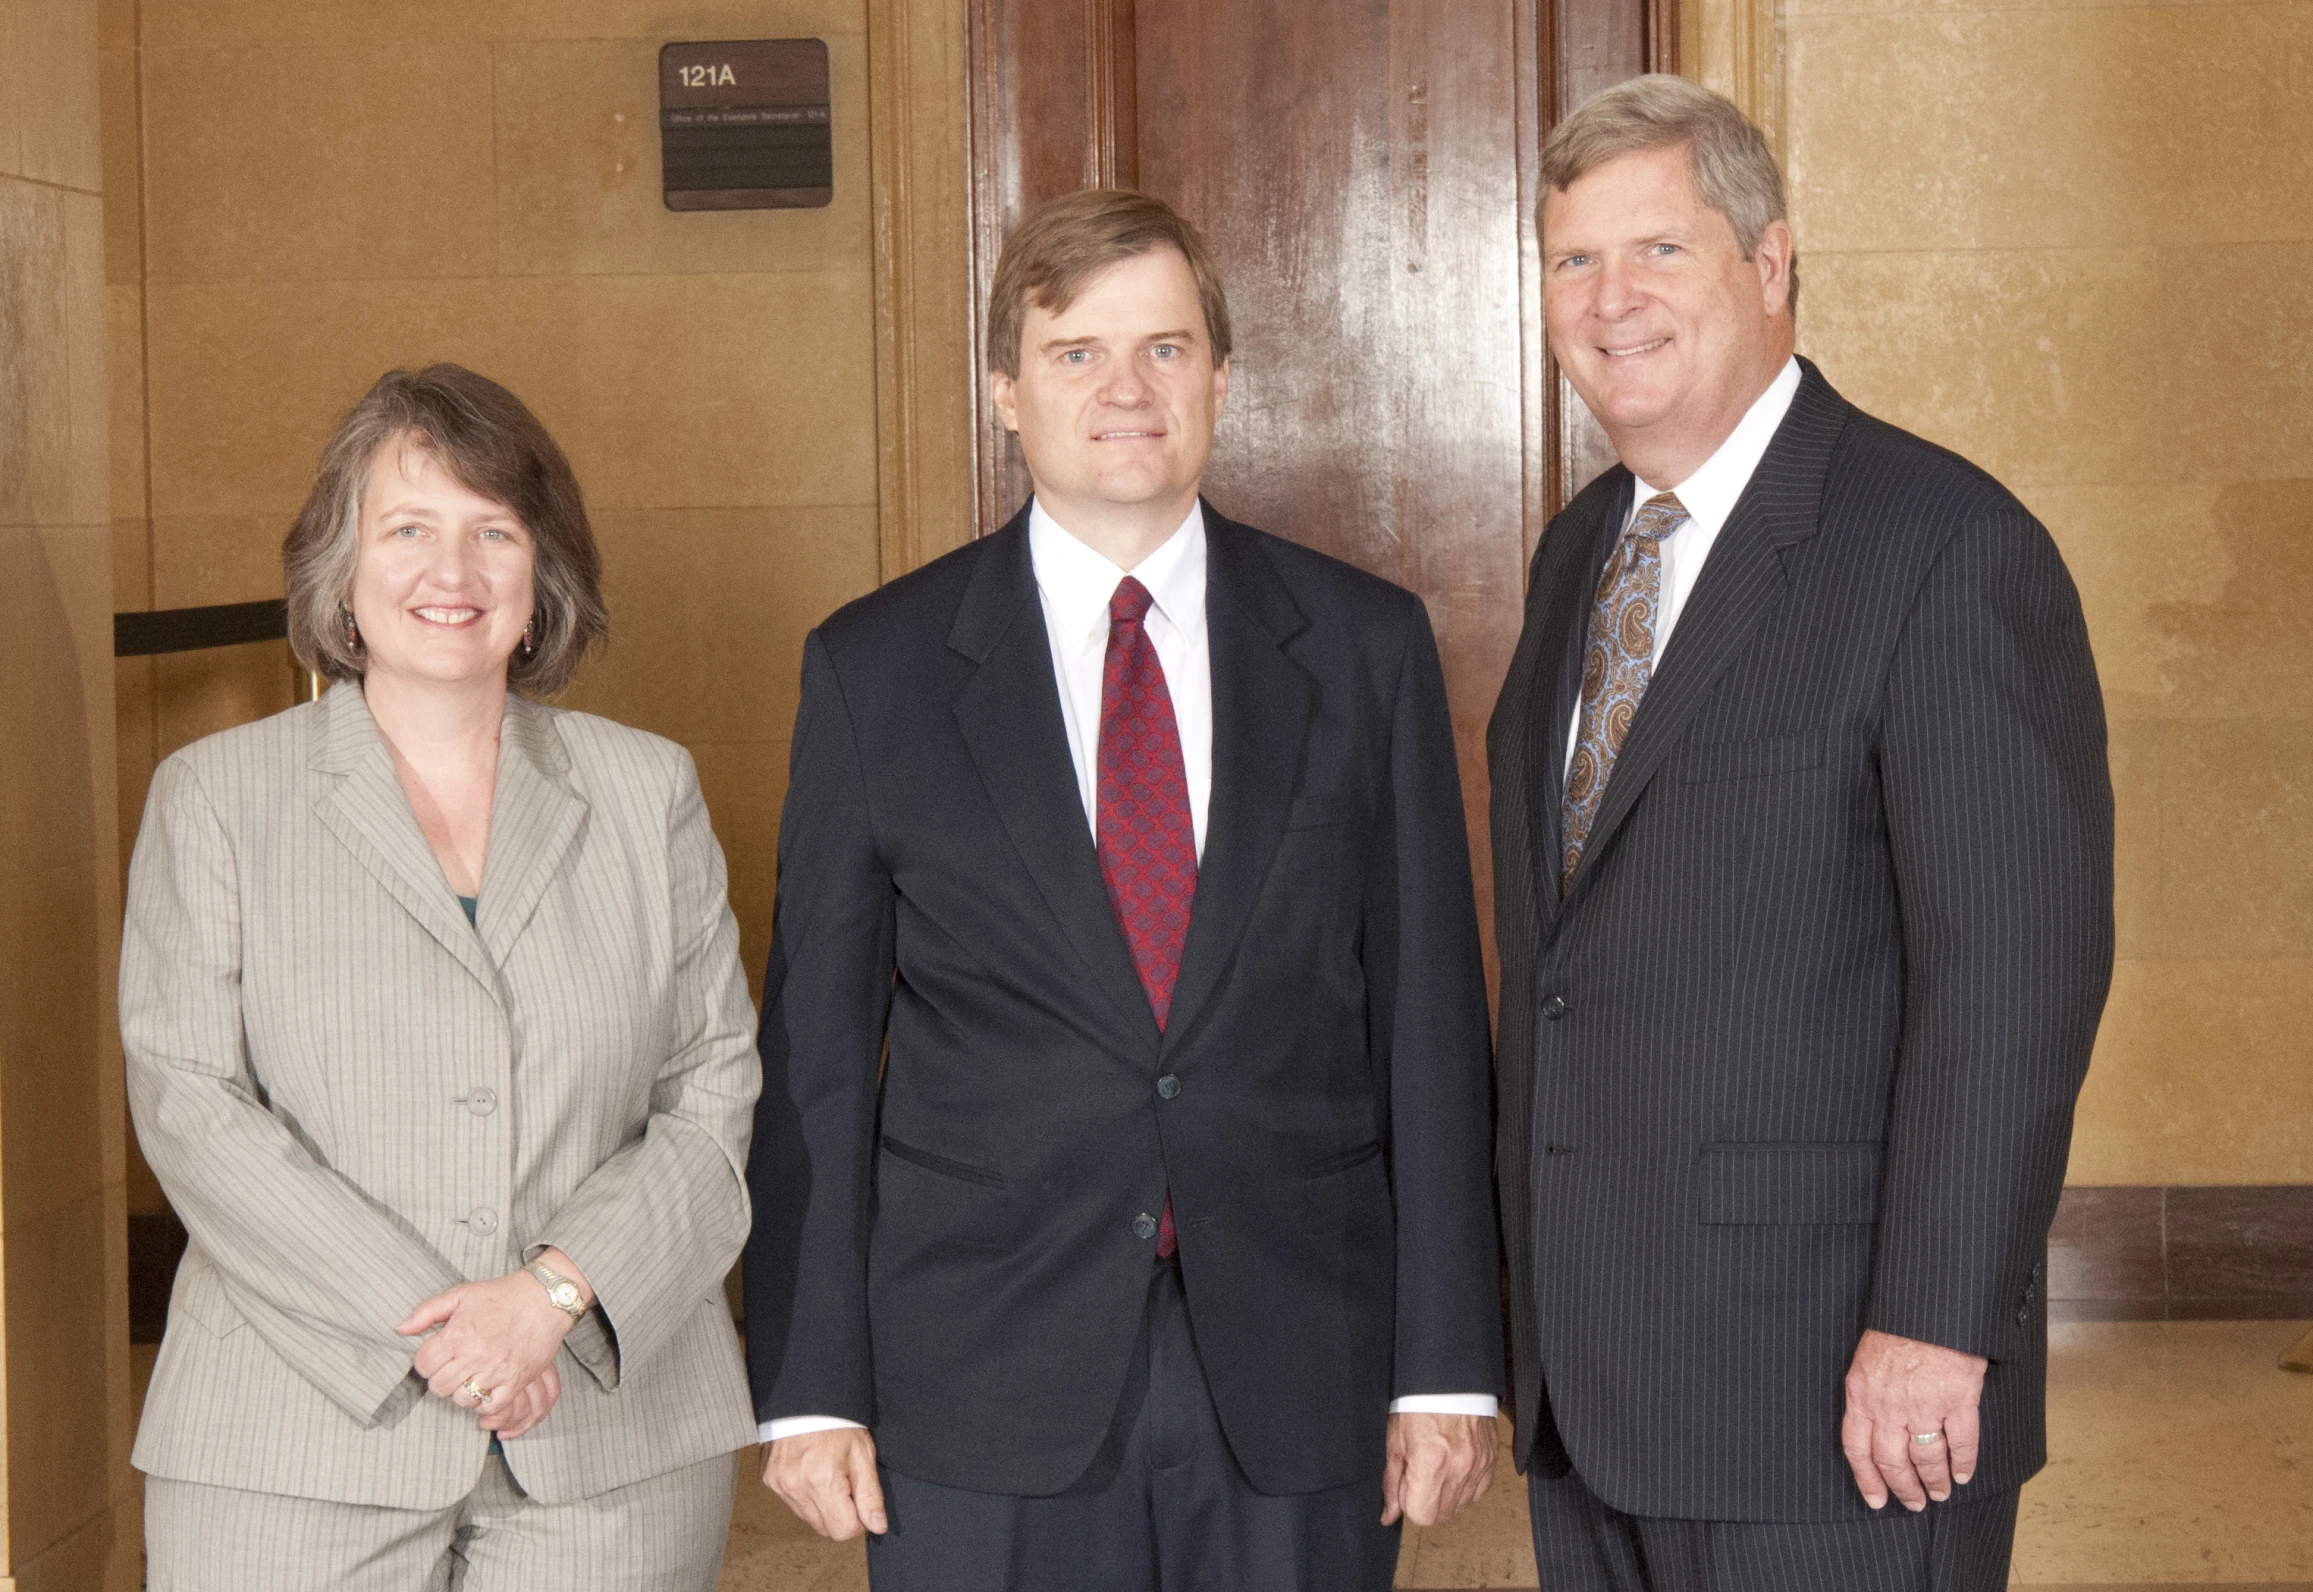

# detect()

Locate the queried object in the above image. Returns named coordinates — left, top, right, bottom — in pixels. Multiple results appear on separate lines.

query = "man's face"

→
left=1542, top=143, right=1793, bottom=476
left=990, top=245, right=1228, bottom=527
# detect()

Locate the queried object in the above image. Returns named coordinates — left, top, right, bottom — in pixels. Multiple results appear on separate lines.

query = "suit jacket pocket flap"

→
left=1678, top=732, right=1824, bottom=784
left=1285, top=793, right=1352, bottom=830
left=1696, top=1142, right=1882, bottom=1224
left=880, top=1134, right=1008, bottom=1189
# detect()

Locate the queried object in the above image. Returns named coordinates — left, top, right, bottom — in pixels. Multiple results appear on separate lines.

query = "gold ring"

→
left=462, top=1378, right=493, bottom=1405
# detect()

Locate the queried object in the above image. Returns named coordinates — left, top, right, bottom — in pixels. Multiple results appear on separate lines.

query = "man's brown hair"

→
left=985, top=188, right=1233, bottom=378
left=283, top=364, right=608, bottom=697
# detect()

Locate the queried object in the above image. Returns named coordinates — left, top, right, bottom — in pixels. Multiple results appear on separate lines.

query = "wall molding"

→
left=867, top=0, right=979, bottom=579
left=1683, top=0, right=1783, bottom=155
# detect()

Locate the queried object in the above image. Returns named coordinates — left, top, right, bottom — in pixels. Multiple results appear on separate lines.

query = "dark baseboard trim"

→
left=2049, top=1185, right=2313, bottom=1322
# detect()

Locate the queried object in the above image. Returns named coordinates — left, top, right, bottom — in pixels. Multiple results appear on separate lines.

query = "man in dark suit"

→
left=743, top=187, right=1504, bottom=1590
left=1489, top=77, right=2115, bottom=1589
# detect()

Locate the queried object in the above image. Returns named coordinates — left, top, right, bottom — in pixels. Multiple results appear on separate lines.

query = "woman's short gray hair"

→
left=1539, top=74, right=1797, bottom=315
left=283, top=365, right=607, bottom=697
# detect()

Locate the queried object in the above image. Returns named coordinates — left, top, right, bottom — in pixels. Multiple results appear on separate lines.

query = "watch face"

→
left=551, top=1282, right=582, bottom=1310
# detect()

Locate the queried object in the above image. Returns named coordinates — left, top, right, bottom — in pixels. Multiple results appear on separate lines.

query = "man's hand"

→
left=1381, top=1412, right=1496, bottom=1528
left=762, top=1427, right=888, bottom=1540
left=1841, top=1328, right=1988, bottom=1511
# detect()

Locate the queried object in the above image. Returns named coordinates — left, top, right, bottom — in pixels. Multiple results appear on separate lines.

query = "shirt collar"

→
left=1028, top=497, right=1208, bottom=653
left=1631, top=355, right=1802, bottom=539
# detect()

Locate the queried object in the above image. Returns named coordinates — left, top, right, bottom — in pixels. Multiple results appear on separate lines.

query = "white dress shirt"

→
left=1565, top=356, right=1802, bottom=777
left=763, top=497, right=1494, bottom=1444
left=1029, top=499, right=1215, bottom=857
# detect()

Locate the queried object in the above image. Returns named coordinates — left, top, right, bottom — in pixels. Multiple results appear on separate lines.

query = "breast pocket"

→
left=1285, top=793, right=1353, bottom=831
left=1677, top=732, right=1824, bottom=785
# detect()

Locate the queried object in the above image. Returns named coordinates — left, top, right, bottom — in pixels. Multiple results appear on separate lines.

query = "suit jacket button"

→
left=1541, top=996, right=1569, bottom=1021
left=1156, top=1074, right=1182, bottom=1100
left=469, top=1207, right=499, bottom=1237
left=1133, top=1213, right=1159, bottom=1241
left=465, top=1087, right=498, bottom=1116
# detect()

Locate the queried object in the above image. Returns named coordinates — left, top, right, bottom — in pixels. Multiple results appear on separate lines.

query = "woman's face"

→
left=347, top=436, right=536, bottom=692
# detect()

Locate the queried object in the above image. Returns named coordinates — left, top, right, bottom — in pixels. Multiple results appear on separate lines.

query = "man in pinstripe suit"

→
left=1489, top=77, right=2114, bottom=1589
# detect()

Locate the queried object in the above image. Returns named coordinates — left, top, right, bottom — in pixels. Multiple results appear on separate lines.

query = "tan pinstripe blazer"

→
left=122, top=684, right=761, bottom=1509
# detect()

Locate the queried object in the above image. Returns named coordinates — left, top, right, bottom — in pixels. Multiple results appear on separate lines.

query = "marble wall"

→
left=106, top=0, right=891, bottom=1223
left=0, top=0, right=137, bottom=1583
left=1773, top=0, right=2313, bottom=1185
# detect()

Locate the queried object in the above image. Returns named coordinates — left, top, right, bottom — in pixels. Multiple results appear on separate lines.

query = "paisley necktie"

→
left=1561, top=492, right=1688, bottom=893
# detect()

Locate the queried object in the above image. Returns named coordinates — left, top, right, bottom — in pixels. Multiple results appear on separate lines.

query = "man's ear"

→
left=1756, top=218, right=1795, bottom=317
left=1211, top=355, right=1230, bottom=419
left=989, top=367, right=1021, bottom=434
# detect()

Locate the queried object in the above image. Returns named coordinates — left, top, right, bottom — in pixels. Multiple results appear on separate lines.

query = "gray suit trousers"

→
left=145, top=1451, right=735, bottom=1592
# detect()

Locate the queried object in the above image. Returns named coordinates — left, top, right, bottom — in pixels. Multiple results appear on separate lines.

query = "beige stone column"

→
left=0, top=0, right=135, bottom=1586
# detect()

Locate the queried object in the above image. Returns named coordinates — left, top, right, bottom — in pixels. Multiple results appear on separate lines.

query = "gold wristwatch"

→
left=528, top=1261, right=588, bottom=1321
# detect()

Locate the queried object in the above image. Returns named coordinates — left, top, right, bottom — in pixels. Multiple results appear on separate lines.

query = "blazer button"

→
left=465, top=1087, right=498, bottom=1116
left=469, top=1207, right=500, bottom=1237
left=1541, top=996, right=1570, bottom=1021
left=1133, top=1213, right=1159, bottom=1241
left=1156, top=1074, right=1182, bottom=1100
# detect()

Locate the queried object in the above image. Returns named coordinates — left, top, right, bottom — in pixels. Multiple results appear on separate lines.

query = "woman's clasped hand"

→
left=398, top=1251, right=591, bottom=1440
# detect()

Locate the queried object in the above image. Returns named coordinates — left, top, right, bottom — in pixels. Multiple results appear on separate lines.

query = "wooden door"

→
left=966, top=0, right=1672, bottom=989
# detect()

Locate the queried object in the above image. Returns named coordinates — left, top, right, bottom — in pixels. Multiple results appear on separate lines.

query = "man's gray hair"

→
left=1539, top=74, right=1796, bottom=315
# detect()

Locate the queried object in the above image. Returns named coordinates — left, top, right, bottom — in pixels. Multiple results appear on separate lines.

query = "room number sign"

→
left=659, top=40, right=833, bottom=211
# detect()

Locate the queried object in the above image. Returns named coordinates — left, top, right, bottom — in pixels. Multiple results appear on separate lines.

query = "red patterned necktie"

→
left=1097, top=576, right=1196, bottom=1258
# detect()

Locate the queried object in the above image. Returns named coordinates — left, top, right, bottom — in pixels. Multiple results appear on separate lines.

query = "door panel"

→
left=968, top=0, right=1668, bottom=994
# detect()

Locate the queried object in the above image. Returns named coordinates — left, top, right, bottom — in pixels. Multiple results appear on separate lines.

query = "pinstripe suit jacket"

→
left=1488, top=360, right=2114, bottom=1521
left=121, top=684, right=761, bottom=1509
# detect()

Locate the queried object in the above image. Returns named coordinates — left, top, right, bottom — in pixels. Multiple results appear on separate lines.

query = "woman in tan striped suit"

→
left=121, top=365, right=761, bottom=1590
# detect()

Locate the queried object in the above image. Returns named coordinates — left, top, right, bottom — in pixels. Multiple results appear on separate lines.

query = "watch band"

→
left=528, top=1261, right=588, bottom=1321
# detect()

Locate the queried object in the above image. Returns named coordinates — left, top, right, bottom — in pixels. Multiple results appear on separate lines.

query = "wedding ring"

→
left=1911, top=1430, right=1941, bottom=1444
left=462, top=1378, right=493, bottom=1405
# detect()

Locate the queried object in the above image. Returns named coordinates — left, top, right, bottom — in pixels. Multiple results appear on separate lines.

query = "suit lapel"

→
left=1163, top=511, right=1314, bottom=1050
left=1561, top=363, right=1848, bottom=900
left=950, top=513, right=1162, bottom=1060
left=1490, top=471, right=1630, bottom=940
left=1534, top=475, right=1632, bottom=922
left=308, top=683, right=501, bottom=999
left=474, top=696, right=590, bottom=968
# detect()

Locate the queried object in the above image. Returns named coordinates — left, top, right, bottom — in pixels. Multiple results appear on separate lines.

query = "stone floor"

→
left=126, top=1319, right=2312, bottom=1586
left=716, top=1320, right=2313, bottom=1589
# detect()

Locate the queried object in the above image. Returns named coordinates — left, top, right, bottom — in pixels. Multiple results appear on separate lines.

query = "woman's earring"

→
left=341, top=606, right=363, bottom=652
left=518, top=618, right=537, bottom=661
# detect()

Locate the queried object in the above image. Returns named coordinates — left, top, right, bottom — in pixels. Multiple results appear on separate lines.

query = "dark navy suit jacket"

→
left=745, top=504, right=1504, bottom=1497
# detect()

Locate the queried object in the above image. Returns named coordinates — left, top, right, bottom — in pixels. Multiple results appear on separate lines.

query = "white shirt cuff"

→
left=760, top=1415, right=868, bottom=1445
left=763, top=1401, right=1496, bottom=1442
left=1388, top=1394, right=1500, bottom=1418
